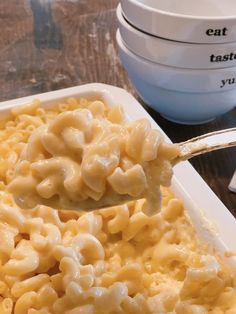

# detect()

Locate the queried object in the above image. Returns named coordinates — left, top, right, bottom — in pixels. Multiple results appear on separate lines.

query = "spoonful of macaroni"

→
left=7, top=102, right=236, bottom=215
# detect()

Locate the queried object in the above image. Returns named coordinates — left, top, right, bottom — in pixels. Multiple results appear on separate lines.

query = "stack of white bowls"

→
left=116, top=0, right=236, bottom=124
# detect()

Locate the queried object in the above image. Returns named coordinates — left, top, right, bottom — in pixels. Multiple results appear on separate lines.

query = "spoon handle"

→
left=176, top=127, right=236, bottom=161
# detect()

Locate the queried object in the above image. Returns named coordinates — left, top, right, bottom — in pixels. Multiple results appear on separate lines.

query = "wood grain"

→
left=0, top=0, right=235, bottom=216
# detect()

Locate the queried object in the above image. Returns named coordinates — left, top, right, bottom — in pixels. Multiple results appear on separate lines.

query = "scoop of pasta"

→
left=8, top=102, right=179, bottom=215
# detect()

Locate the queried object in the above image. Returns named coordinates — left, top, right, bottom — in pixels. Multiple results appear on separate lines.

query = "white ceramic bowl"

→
left=117, top=4, right=236, bottom=69
left=121, top=0, right=236, bottom=44
left=117, top=30, right=236, bottom=124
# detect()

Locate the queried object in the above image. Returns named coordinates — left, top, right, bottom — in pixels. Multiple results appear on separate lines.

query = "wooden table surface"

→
left=0, top=0, right=235, bottom=216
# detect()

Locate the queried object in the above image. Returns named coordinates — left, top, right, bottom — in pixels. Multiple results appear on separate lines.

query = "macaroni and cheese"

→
left=0, top=97, right=234, bottom=313
left=7, top=99, right=179, bottom=215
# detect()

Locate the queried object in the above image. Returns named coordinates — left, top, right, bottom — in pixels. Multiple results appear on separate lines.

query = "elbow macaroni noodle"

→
left=0, top=98, right=234, bottom=313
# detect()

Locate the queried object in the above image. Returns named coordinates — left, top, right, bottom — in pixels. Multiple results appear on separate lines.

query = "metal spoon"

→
left=174, top=126, right=236, bottom=164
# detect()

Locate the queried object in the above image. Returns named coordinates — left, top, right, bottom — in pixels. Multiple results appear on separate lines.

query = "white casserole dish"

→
left=1, top=83, right=236, bottom=268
